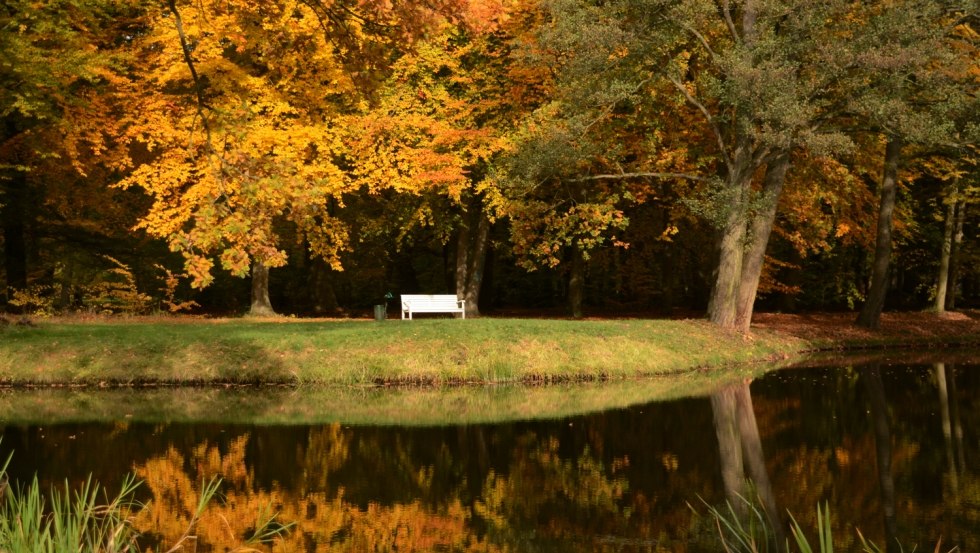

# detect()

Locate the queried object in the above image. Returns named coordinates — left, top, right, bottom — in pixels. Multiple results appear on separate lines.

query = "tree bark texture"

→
left=934, top=185, right=957, bottom=313
left=857, top=138, right=902, bottom=330
left=249, top=261, right=276, bottom=316
left=455, top=197, right=490, bottom=318
left=734, top=150, right=791, bottom=333
left=707, top=156, right=753, bottom=329
left=946, top=202, right=966, bottom=310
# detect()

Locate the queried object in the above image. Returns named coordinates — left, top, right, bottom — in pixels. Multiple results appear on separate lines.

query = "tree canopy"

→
left=1, top=0, right=977, bottom=328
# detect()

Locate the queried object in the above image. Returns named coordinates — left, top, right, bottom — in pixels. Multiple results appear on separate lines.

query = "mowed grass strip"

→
left=0, top=318, right=807, bottom=386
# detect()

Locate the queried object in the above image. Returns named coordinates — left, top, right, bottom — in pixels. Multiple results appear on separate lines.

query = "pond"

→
left=1, top=352, right=977, bottom=552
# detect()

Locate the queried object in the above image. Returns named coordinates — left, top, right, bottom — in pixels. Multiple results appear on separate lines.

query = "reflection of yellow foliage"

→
left=132, top=428, right=501, bottom=552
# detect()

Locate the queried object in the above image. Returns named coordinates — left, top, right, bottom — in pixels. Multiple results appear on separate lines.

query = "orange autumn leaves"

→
left=113, top=0, right=517, bottom=288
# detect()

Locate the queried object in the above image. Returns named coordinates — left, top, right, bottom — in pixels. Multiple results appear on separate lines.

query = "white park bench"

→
left=400, top=294, right=466, bottom=319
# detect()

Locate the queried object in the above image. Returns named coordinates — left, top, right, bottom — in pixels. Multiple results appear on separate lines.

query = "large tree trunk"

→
left=707, top=156, right=754, bottom=329
left=934, top=184, right=957, bottom=313
left=734, top=150, right=791, bottom=333
left=455, top=197, right=490, bottom=318
left=249, top=261, right=276, bottom=316
left=857, top=137, right=902, bottom=330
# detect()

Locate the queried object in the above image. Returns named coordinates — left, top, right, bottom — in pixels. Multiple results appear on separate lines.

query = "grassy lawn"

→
left=0, top=317, right=808, bottom=386
left=1, top=312, right=978, bottom=389
left=0, top=313, right=978, bottom=424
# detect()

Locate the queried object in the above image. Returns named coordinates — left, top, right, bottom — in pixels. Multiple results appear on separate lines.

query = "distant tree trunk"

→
left=310, top=258, right=339, bottom=315
left=946, top=202, right=966, bottom=310
left=862, top=365, right=900, bottom=553
left=455, top=197, right=490, bottom=318
left=734, top=150, right=791, bottom=333
left=2, top=170, right=28, bottom=301
left=934, top=184, right=957, bottom=313
left=568, top=244, right=585, bottom=319
left=857, top=138, right=902, bottom=330
left=249, top=261, right=276, bottom=316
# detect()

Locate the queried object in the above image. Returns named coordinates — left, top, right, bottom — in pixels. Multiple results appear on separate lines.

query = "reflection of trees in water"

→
left=131, top=424, right=646, bottom=551
left=132, top=425, right=497, bottom=552
left=710, top=381, right=785, bottom=546
left=749, top=363, right=980, bottom=552
left=862, top=364, right=899, bottom=553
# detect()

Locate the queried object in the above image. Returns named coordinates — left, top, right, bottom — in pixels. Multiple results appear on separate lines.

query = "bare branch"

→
left=666, top=74, right=733, bottom=170
left=718, top=0, right=740, bottom=42
left=570, top=171, right=709, bottom=182
left=167, top=0, right=211, bottom=143
left=681, top=23, right=719, bottom=59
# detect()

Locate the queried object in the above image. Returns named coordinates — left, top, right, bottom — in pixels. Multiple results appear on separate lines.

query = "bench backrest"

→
left=401, top=294, right=462, bottom=311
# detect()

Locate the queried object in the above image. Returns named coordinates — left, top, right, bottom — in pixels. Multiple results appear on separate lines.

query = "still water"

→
left=1, top=354, right=977, bottom=552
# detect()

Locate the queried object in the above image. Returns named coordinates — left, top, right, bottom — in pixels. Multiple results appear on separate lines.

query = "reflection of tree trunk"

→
left=862, top=365, right=900, bottom=553
left=946, top=365, right=966, bottom=473
left=249, top=262, right=276, bottom=316
left=711, top=386, right=747, bottom=516
left=857, top=138, right=902, bottom=330
left=934, top=188, right=957, bottom=313
left=455, top=197, right=490, bottom=318
left=733, top=383, right=785, bottom=545
left=734, top=150, right=791, bottom=333
left=568, top=245, right=585, bottom=319
left=935, top=363, right=959, bottom=494
left=946, top=202, right=966, bottom=311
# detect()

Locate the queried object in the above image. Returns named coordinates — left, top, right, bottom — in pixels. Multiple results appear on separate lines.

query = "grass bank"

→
left=1, top=312, right=978, bottom=390
left=0, top=317, right=806, bottom=386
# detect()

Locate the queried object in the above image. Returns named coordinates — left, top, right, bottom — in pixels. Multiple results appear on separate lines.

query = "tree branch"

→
left=667, top=74, right=733, bottom=171
left=167, top=0, right=211, bottom=142
left=570, top=171, right=709, bottom=182
left=718, top=0, right=740, bottom=43
left=681, top=23, right=719, bottom=59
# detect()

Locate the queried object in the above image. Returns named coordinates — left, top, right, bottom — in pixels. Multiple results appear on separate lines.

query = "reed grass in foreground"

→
left=696, top=496, right=952, bottom=553
left=0, top=318, right=808, bottom=386
left=0, top=451, right=290, bottom=553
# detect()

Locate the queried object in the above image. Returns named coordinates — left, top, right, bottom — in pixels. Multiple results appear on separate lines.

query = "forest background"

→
left=1, top=0, right=978, bottom=333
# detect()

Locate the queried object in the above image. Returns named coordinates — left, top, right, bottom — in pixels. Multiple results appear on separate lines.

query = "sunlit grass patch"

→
left=1, top=317, right=810, bottom=387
